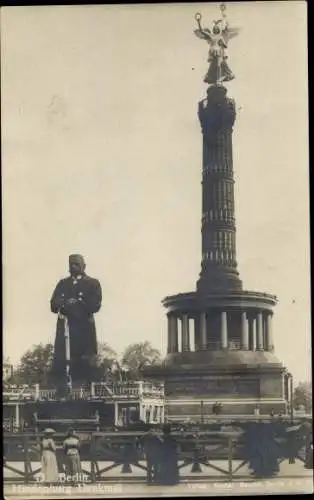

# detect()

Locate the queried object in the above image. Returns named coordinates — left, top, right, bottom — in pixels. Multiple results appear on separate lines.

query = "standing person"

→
left=300, top=422, right=313, bottom=470
left=305, top=433, right=313, bottom=469
left=50, top=254, right=102, bottom=389
left=254, top=405, right=260, bottom=417
left=244, top=423, right=280, bottom=478
left=63, top=428, right=81, bottom=483
left=41, top=428, right=58, bottom=484
left=159, top=424, right=180, bottom=485
left=286, top=423, right=301, bottom=464
left=140, top=428, right=163, bottom=485
left=212, top=401, right=223, bottom=416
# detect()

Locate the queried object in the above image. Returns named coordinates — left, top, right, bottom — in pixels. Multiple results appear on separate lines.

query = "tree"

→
left=93, top=342, right=118, bottom=381
left=97, top=342, right=118, bottom=361
left=121, top=341, right=162, bottom=379
left=10, top=343, right=54, bottom=386
left=7, top=340, right=161, bottom=386
left=293, top=381, right=312, bottom=413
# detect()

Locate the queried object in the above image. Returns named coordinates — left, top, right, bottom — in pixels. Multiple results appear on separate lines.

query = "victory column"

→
left=144, top=4, right=289, bottom=421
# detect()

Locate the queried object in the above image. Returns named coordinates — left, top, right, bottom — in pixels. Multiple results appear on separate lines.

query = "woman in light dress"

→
left=41, top=428, right=58, bottom=483
left=63, top=428, right=81, bottom=483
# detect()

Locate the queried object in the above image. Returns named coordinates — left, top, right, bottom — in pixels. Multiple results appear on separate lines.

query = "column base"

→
left=165, top=398, right=287, bottom=421
left=197, top=273, right=243, bottom=293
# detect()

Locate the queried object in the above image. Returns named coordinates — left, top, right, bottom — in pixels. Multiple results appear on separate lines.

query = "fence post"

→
left=90, top=382, right=95, bottom=398
left=289, top=374, right=294, bottom=424
left=121, top=442, right=133, bottom=474
left=228, top=436, right=233, bottom=482
left=191, top=446, right=202, bottom=473
left=23, top=435, right=32, bottom=484
left=35, top=384, right=40, bottom=400
left=90, top=434, right=97, bottom=483
left=15, top=404, right=20, bottom=430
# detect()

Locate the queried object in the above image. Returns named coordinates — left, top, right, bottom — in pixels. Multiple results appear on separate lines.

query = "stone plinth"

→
left=144, top=350, right=286, bottom=420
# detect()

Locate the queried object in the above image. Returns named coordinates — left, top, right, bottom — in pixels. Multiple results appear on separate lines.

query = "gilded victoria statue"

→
left=194, top=4, right=240, bottom=85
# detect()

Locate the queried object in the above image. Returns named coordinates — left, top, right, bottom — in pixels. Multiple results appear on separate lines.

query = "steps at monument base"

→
left=166, top=401, right=287, bottom=420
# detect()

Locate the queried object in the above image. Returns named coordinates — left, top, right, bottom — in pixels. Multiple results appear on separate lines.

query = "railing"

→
left=205, top=341, right=221, bottom=350
left=229, top=340, right=241, bottom=350
left=196, top=340, right=242, bottom=351
left=142, top=382, right=164, bottom=398
left=36, top=388, right=56, bottom=400
left=3, top=386, right=36, bottom=401
left=93, top=382, right=164, bottom=399
left=3, top=426, right=312, bottom=484
left=3, top=382, right=164, bottom=402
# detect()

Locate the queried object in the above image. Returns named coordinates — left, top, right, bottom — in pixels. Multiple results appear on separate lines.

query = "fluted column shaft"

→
left=249, top=316, right=256, bottom=351
left=256, top=312, right=264, bottom=350
left=194, top=316, right=200, bottom=351
left=200, top=312, right=207, bottom=350
left=181, top=315, right=190, bottom=352
left=266, top=313, right=274, bottom=351
left=241, top=311, right=249, bottom=350
left=167, top=315, right=172, bottom=354
left=197, top=87, right=242, bottom=293
left=221, top=311, right=228, bottom=349
left=167, top=315, right=178, bottom=353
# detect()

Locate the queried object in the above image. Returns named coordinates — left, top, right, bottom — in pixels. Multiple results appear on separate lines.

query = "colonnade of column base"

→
left=167, top=310, right=274, bottom=354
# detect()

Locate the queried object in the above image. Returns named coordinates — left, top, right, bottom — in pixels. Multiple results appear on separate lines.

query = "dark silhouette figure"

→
left=213, top=402, right=223, bottom=415
left=302, top=423, right=313, bottom=470
left=140, top=429, right=163, bottom=484
left=304, top=433, right=313, bottom=469
left=286, top=422, right=311, bottom=465
left=158, top=424, right=180, bottom=485
left=286, top=425, right=302, bottom=464
left=243, top=423, right=280, bottom=478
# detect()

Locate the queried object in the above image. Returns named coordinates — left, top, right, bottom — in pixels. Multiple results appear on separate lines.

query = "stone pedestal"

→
left=145, top=349, right=287, bottom=419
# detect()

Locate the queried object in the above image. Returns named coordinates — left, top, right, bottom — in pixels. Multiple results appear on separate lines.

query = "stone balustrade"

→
left=3, top=382, right=164, bottom=402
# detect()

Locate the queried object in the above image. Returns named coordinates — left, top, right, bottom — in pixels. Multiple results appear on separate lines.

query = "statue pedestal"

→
left=144, top=350, right=287, bottom=421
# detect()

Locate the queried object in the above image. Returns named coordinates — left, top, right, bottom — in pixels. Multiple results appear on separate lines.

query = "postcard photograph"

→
left=1, top=2, right=312, bottom=498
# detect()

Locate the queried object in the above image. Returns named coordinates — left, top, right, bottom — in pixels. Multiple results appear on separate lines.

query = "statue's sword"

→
left=58, top=311, right=72, bottom=394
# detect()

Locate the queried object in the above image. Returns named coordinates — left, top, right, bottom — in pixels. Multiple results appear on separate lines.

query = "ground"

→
left=4, top=461, right=313, bottom=498
left=4, top=478, right=313, bottom=498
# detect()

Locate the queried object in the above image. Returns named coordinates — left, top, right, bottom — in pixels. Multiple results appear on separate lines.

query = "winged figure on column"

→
left=194, top=4, right=240, bottom=85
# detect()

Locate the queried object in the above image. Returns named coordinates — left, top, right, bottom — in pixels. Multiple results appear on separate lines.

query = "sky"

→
left=1, top=2, right=310, bottom=384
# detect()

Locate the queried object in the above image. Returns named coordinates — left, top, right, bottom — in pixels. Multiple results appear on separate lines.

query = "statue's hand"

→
left=66, top=298, right=78, bottom=305
left=61, top=298, right=78, bottom=315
